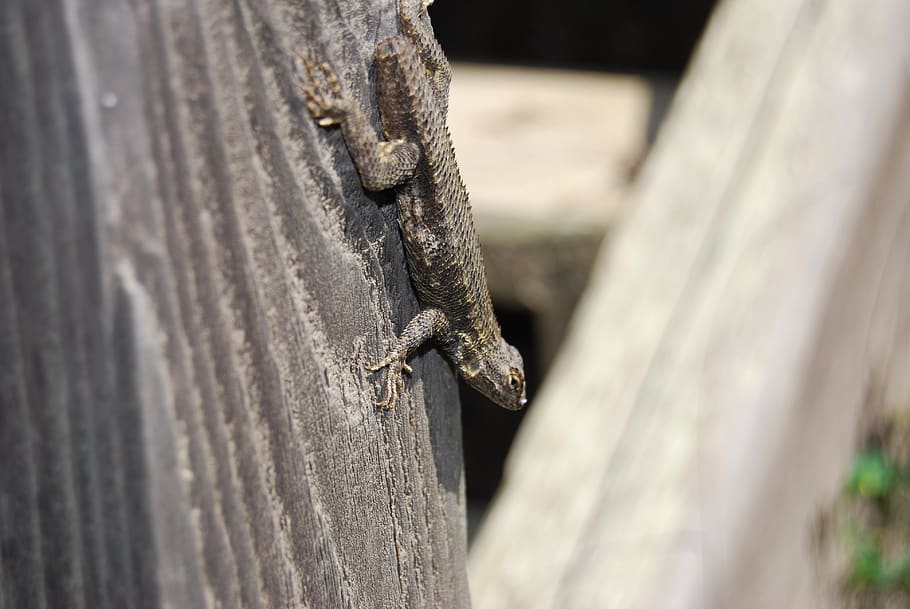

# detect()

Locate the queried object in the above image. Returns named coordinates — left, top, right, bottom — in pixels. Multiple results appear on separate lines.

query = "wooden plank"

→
left=447, top=64, right=658, bottom=228
left=468, top=0, right=910, bottom=607
left=0, top=0, right=470, bottom=607
left=447, top=66, right=662, bottom=365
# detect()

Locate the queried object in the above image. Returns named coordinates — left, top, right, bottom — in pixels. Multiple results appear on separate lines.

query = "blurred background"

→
left=429, top=0, right=717, bottom=539
left=429, top=2, right=910, bottom=608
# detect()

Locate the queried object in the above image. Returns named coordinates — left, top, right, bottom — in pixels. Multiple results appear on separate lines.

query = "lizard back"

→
left=374, top=36, right=502, bottom=355
left=298, top=17, right=527, bottom=409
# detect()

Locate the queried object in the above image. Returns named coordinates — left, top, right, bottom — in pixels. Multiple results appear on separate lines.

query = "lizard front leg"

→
left=296, top=53, right=420, bottom=190
left=366, top=308, right=450, bottom=409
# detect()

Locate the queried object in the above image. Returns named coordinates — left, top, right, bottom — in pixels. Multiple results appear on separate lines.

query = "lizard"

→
left=296, top=0, right=527, bottom=411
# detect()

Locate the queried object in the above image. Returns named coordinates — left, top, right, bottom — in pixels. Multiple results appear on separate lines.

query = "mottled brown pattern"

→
left=299, top=0, right=527, bottom=410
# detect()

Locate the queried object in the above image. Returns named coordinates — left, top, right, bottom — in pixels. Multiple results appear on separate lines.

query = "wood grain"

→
left=0, top=0, right=470, bottom=607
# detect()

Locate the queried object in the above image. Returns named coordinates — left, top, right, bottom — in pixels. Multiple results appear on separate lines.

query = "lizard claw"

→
left=366, top=350, right=412, bottom=410
left=294, top=51, right=349, bottom=126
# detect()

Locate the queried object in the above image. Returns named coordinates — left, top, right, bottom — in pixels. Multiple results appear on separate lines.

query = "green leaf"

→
left=851, top=538, right=884, bottom=587
left=847, top=450, right=900, bottom=498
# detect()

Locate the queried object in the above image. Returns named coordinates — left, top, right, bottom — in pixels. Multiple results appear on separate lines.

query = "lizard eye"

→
left=506, top=370, right=523, bottom=392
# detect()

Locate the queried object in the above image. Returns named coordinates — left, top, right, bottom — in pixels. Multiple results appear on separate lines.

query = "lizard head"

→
left=461, top=338, right=528, bottom=410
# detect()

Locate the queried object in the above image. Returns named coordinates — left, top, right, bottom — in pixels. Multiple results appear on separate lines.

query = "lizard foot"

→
left=366, top=351, right=413, bottom=410
left=294, top=51, right=350, bottom=126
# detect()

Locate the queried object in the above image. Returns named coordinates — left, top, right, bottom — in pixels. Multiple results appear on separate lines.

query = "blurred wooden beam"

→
left=468, top=0, right=910, bottom=607
left=448, top=65, right=665, bottom=366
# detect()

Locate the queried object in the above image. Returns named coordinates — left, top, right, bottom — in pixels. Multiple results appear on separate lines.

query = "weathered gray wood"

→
left=0, top=0, right=470, bottom=608
left=468, top=0, right=910, bottom=607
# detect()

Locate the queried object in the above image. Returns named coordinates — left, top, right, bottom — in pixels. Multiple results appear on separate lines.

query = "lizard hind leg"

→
left=365, top=308, right=449, bottom=409
left=294, top=52, right=350, bottom=126
left=295, top=49, right=420, bottom=190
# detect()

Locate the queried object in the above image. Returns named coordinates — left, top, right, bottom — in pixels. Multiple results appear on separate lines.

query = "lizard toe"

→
left=376, top=366, right=401, bottom=410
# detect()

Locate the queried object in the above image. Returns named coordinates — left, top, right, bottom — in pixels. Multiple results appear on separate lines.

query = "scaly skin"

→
left=297, top=0, right=527, bottom=410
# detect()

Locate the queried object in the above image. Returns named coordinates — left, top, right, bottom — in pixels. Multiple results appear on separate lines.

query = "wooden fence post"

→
left=0, top=1, right=470, bottom=607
